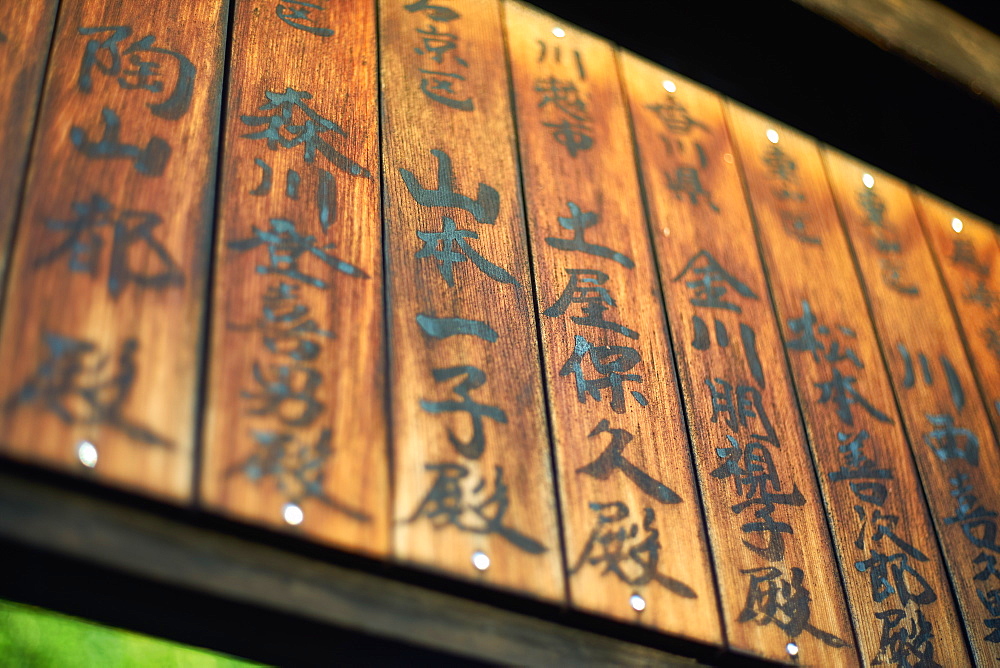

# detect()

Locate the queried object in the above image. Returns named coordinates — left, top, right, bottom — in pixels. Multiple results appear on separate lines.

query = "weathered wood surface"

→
left=823, top=147, right=1000, bottom=665
left=619, top=53, right=857, bottom=665
left=0, top=0, right=228, bottom=500
left=379, top=0, right=564, bottom=599
left=914, top=191, right=1000, bottom=443
left=504, top=1, right=721, bottom=645
left=199, top=0, right=389, bottom=554
left=725, top=103, right=970, bottom=667
left=789, top=0, right=1000, bottom=108
left=0, top=1, right=60, bottom=290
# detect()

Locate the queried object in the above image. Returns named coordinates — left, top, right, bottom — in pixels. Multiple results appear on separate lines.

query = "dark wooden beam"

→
left=0, top=470, right=709, bottom=666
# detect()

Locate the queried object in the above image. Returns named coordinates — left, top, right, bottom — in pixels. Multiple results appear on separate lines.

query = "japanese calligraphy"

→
left=569, top=502, right=695, bottom=597
left=738, top=566, right=849, bottom=648
left=419, top=366, right=507, bottom=460
left=275, top=1, right=334, bottom=36
left=561, top=335, right=647, bottom=414
left=5, top=333, right=169, bottom=447
left=857, top=188, right=918, bottom=295
left=535, top=76, right=593, bottom=156
left=34, top=194, right=183, bottom=298
left=577, top=420, right=680, bottom=503
left=404, top=0, right=471, bottom=110
left=545, top=202, right=633, bottom=268
left=408, top=463, right=546, bottom=553
left=762, top=145, right=819, bottom=245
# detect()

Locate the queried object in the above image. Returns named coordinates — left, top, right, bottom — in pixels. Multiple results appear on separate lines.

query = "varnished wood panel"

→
left=380, top=0, right=564, bottom=599
left=914, top=192, right=1000, bottom=442
left=199, top=0, right=388, bottom=554
left=0, top=0, right=228, bottom=500
left=504, top=1, right=721, bottom=644
left=620, top=53, right=857, bottom=665
left=0, top=0, right=59, bottom=290
left=726, top=103, right=970, bottom=666
left=824, top=147, right=1000, bottom=665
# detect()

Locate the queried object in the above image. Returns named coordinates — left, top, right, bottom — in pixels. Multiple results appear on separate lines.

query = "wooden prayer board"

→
left=0, top=0, right=997, bottom=664
left=505, top=1, right=720, bottom=644
left=199, top=0, right=389, bottom=555
left=0, top=0, right=228, bottom=500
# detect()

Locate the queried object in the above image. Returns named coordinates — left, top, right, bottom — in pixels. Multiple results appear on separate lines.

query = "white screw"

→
left=630, top=594, right=646, bottom=611
left=472, top=551, right=490, bottom=571
left=766, top=129, right=780, bottom=144
left=786, top=641, right=799, bottom=657
left=76, top=441, right=98, bottom=468
left=282, top=503, right=304, bottom=526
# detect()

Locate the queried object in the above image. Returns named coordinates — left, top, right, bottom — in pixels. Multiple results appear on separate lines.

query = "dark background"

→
left=530, top=0, right=1000, bottom=226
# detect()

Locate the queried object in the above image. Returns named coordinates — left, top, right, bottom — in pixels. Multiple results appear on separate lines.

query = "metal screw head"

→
left=786, top=641, right=799, bottom=657
left=551, top=27, right=566, bottom=38
left=766, top=129, right=780, bottom=144
left=282, top=503, right=304, bottom=526
left=76, top=441, right=98, bottom=468
left=862, top=173, right=875, bottom=189
left=952, top=217, right=964, bottom=233
left=472, top=551, right=490, bottom=571
left=629, top=594, right=646, bottom=612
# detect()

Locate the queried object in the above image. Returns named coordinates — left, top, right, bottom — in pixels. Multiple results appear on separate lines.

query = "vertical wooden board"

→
left=619, top=54, right=857, bottom=665
left=380, top=0, right=564, bottom=599
left=0, top=0, right=228, bottom=500
left=726, top=104, right=970, bottom=667
left=0, top=1, right=59, bottom=288
left=503, top=1, right=721, bottom=644
left=199, top=1, right=387, bottom=554
left=823, top=148, right=1000, bottom=665
left=914, top=192, right=1000, bottom=442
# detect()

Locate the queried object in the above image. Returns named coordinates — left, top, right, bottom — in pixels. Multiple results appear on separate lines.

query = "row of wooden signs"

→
left=1, top=0, right=999, bottom=664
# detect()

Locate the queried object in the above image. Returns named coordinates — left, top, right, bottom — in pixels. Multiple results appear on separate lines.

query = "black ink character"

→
left=544, top=269, right=637, bottom=338
left=945, top=475, right=1000, bottom=554
left=712, top=435, right=805, bottom=561
left=534, top=77, right=593, bottom=157
left=419, top=366, right=507, bottom=459
left=242, top=88, right=370, bottom=177
left=897, top=343, right=965, bottom=411
left=545, top=203, right=633, bottom=268
left=536, top=41, right=586, bottom=79
left=253, top=282, right=335, bottom=361
left=577, top=420, right=681, bottom=503
left=228, top=217, right=368, bottom=288
left=827, top=430, right=892, bottom=507
left=569, top=502, right=696, bottom=598
left=250, top=159, right=337, bottom=231
left=414, top=24, right=466, bottom=65
left=646, top=94, right=707, bottom=135
left=404, top=0, right=460, bottom=21
left=416, top=313, right=498, bottom=342
left=738, top=566, right=849, bottom=648
left=415, top=217, right=518, bottom=287
left=963, top=280, right=1000, bottom=310
left=815, top=368, right=893, bottom=427
left=975, top=553, right=1000, bottom=582
left=561, top=335, right=647, bottom=414
left=5, top=334, right=170, bottom=447
left=950, top=239, right=989, bottom=276
left=229, top=428, right=370, bottom=521
left=418, top=69, right=473, bottom=110
left=786, top=300, right=862, bottom=366
left=276, top=1, right=334, bottom=36
left=923, top=414, right=979, bottom=466
left=879, top=258, right=919, bottom=296
left=399, top=149, right=498, bottom=224
left=978, top=589, right=1000, bottom=643
left=78, top=25, right=195, bottom=119
left=35, top=194, right=184, bottom=298
left=70, top=107, right=170, bottom=175
left=705, top=378, right=777, bottom=446
left=408, top=463, right=546, bottom=553
left=241, top=362, right=324, bottom=427
left=873, top=608, right=939, bottom=667
left=672, top=250, right=757, bottom=312
left=665, top=166, right=719, bottom=212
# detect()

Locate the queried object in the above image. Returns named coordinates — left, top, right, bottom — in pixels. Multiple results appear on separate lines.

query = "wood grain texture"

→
left=503, top=1, right=721, bottom=645
left=913, top=191, right=1000, bottom=443
left=199, top=1, right=388, bottom=554
left=725, top=103, right=970, bottom=667
left=619, top=53, right=858, bottom=665
left=823, top=147, right=1000, bottom=666
left=0, top=1, right=59, bottom=291
left=380, top=0, right=564, bottom=599
left=0, top=0, right=228, bottom=501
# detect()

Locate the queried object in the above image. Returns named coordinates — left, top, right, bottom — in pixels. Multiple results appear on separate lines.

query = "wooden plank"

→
left=789, top=0, right=1000, bottom=108
left=725, top=103, right=971, bottom=666
left=619, top=53, right=857, bottom=665
left=199, top=1, right=388, bottom=553
left=0, top=470, right=707, bottom=667
left=0, top=0, right=228, bottom=500
left=379, top=0, right=564, bottom=598
left=823, top=147, right=1000, bottom=665
left=0, top=1, right=60, bottom=291
left=503, top=1, right=721, bottom=645
left=913, top=192, right=1000, bottom=442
